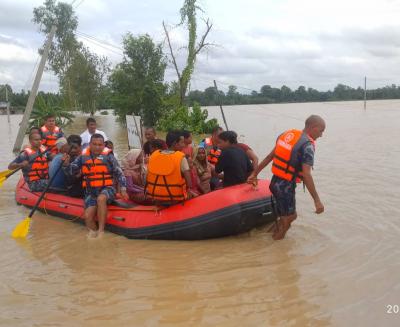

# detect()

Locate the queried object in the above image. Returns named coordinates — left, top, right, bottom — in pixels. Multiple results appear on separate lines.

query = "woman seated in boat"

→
left=148, top=139, right=166, bottom=156
left=193, top=146, right=213, bottom=194
left=121, top=148, right=147, bottom=203
left=186, top=154, right=201, bottom=196
left=145, top=131, right=197, bottom=205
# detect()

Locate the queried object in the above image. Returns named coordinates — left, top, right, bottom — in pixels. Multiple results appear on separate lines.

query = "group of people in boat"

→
left=8, top=113, right=326, bottom=240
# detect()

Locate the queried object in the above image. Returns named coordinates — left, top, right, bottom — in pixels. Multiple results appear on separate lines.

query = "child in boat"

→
left=182, top=130, right=194, bottom=158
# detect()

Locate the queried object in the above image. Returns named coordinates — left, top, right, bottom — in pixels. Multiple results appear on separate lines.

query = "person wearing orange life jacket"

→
left=63, top=134, right=128, bottom=239
left=247, top=115, right=326, bottom=240
left=8, top=133, right=51, bottom=192
left=40, top=114, right=64, bottom=154
left=146, top=131, right=198, bottom=204
left=199, top=126, right=223, bottom=165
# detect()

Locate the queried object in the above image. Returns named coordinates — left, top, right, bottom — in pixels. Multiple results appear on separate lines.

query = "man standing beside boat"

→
left=247, top=115, right=325, bottom=240
left=63, top=134, right=128, bottom=238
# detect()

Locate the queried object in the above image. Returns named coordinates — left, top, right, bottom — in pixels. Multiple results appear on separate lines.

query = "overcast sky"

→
left=1, top=0, right=400, bottom=93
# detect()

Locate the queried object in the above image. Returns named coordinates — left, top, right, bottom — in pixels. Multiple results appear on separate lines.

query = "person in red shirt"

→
left=235, top=142, right=259, bottom=171
left=181, top=130, right=194, bottom=158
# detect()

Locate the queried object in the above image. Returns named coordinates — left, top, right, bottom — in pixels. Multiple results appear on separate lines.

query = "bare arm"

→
left=8, top=161, right=28, bottom=170
left=247, top=147, right=275, bottom=184
left=8, top=153, right=29, bottom=170
left=246, top=148, right=259, bottom=171
left=302, top=164, right=324, bottom=214
left=183, top=170, right=192, bottom=189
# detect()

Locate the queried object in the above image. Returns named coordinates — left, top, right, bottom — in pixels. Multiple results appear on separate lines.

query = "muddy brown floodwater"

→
left=1, top=100, right=400, bottom=326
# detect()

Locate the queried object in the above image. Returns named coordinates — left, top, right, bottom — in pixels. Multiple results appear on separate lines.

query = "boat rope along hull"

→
left=15, top=177, right=277, bottom=240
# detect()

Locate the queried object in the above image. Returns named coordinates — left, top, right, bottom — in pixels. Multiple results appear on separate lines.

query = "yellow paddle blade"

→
left=0, top=176, right=5, bottom=188
left=11, top=217, right=31, bottom=238
left=0, top=169, right=14, bottom=178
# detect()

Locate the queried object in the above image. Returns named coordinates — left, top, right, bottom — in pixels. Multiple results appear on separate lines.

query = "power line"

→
left=24, top=55, right=41, bottom=91
left=76, top=30, right=124, bottom=52
left=75, top=32, right=123, bottom=56
left=74, top=0, right=86, bottom=9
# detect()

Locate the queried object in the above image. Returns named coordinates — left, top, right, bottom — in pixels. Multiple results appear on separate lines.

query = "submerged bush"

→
left=157, top=102, right=218, bottom=134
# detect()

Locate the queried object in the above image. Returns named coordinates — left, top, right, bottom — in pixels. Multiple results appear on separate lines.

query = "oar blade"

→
left=0, top=176, right=5, bottom=188
left=0, top=169, right=14, bottom=178
left=11, top=217, right=31, bottom=238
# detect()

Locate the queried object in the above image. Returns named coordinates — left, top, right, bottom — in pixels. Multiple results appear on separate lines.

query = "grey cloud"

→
left=0, top=2, right=35, bottom=31
left=0, top=34, right=26, bottom=47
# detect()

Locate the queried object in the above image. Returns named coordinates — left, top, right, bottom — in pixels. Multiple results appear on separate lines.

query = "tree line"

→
left=3, top=83, right=400, bottom=112
left=2, top=0, right=400, bottom=133
left=186, top=83, right=400, bottom=106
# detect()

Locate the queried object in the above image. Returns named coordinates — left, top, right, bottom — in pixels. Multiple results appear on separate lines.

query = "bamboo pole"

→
left=213, top=80, right=229, bottom=131
left=364, top=76, right=367, bottom=110
left=5, top=86, right=10, bottom=123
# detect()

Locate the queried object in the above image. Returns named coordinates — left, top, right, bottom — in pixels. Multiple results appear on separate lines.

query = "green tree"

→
left=33, top=0, right=80, bottom=78
left=163, top=0, right=213, bottom=104
left=64, top=46, right=110, bottom=114
left=158, top=102, right=218, bottom=133
left=109, top=33, right=167, bottom=126
left=33, top=0, right=109, bottom=113
left=29, top=95, right=75, bottom=129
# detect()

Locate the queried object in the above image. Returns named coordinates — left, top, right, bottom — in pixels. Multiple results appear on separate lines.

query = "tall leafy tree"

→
left=163, top=0, right=213, bottom=104
left=108, top=33, right=167, bottom=126
left=33, top=0, right=109, bottom=113
left=33, top=0, right=80, bottom=78
left=63, top=46, right=110, bottom=114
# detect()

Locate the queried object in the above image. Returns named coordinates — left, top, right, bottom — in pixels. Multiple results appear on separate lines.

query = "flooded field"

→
left=1, top=100, right=400, bottom=326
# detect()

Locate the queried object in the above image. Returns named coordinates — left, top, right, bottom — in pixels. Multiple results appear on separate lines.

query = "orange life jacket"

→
left=81, top=147, right=114, bottom=189
left=271, top=129, right=315, bottom=183
left=24, top=145, right=49, bottom=182
left=145, top=150, right=187, bottom=203
left=204, top=137, right=221, bottom=165
left=40, top=125, right=62, bottom=154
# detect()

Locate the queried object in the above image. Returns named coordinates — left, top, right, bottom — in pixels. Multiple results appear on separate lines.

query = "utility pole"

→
left=213, top=80, right=229, bottom=131
left=13, top=25, right=57, bottom=153
left=5, top=85, right=10, bottom=123
left=364, top=76, right=367, bottom=110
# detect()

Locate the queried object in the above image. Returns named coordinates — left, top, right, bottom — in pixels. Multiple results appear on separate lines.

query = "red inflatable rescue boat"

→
left=15, top=177, right=277, bottom=240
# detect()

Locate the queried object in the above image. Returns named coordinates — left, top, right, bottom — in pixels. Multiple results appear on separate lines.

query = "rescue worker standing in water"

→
left=8, top=133, right=51, bottom=192
left=247, top=115, right=326, bottom=240
left=40, top=114, right=64, bottom=154
left=63, top=134, right=128, bottom=238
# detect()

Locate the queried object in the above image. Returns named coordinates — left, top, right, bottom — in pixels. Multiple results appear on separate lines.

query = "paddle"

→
left=0, top=169, right=19, bottom=188
left=11, top=146, right=72, bottom=238
left=0, top=169, right=15, bottom=178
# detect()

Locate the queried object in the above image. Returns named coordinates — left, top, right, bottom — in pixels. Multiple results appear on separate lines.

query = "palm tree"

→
left=29, top=95, right=75, bottom=129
